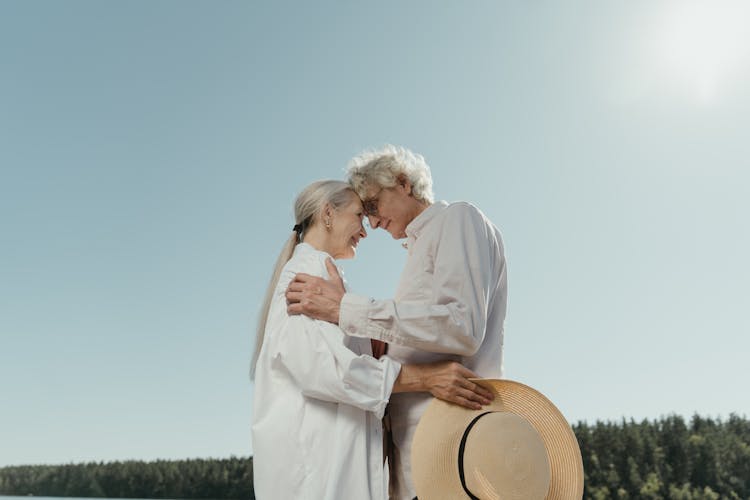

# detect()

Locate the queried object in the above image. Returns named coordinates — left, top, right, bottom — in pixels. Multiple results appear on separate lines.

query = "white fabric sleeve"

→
left=272, top=313, right=401, bottom=419
left=339, top=205, right=499, bottom=356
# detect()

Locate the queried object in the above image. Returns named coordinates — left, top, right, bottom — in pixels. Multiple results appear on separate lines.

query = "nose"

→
left=367, top=214, right=381, bottom=229
left=359, top=222, right=367, bottom=239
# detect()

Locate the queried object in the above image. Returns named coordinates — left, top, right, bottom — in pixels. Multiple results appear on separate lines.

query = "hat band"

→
left=457, top=411, right=493, bottom=500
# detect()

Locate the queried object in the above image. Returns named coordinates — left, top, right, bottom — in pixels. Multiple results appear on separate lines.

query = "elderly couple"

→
left=251, top=145, right=507, bottom=500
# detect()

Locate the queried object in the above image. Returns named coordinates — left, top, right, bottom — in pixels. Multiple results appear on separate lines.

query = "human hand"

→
left=286, top=258, right=345, bottom=324
left=394, top=361, right=495, bottom=410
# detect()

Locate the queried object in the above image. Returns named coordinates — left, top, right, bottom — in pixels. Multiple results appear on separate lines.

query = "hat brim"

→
left=411, top=378, right=584, bottom=499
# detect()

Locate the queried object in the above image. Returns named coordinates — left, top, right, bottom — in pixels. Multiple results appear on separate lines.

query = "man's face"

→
left=362, top=179, right=421, bottom=239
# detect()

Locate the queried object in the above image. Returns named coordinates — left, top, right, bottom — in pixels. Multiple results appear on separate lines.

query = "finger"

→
left=449, top=394, right=482, bottom=411
left=451, top=367, right=494, bottom=401
left=286, top=281, right=309, bottom=293
left=325, top=258, right=343, bottom=284
left=442, top=379, right=491, bottom=405
left=460, top=380, right=494, bottom=401
left=447, top=387, right=491, bottom=409
left=287, top=303, right=303, bottom=315
left=292, top=273, right=318, bottom=284
left=285, top=291, right=303, bottom=304
left=457, top=387, right=492, bottom=406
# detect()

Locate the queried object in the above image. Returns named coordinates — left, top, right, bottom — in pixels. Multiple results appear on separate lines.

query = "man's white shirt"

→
left=340, top=200, right=507, bottom=500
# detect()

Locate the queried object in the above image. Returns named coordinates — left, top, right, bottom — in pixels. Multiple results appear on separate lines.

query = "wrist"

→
left=392, top=364, right=425, bottom=393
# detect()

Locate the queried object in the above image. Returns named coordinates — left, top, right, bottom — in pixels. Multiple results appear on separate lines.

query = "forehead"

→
left=343, top=192, right=363, bottom=209
left=361, top=182, right=384, bottom=199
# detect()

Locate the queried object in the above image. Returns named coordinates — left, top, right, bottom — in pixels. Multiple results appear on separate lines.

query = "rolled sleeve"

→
left=274, top=314, right=400, bottom=417
left=339, top=293, right=378, bottom=338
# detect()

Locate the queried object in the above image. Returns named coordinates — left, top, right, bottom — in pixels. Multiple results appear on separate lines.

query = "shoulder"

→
left=278, top=244, right=346, bottom=287
left=437, top=201, right=502, bottom=245
left=441, top=201, right=487, bottom=225
left=282, top=246, right=326, bottom=277
left=445, top=201, right=481, bottom=214
left=273, top=246, right=323, bottom=292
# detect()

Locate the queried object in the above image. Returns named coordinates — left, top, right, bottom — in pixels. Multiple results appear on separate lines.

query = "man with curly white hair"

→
left=286, top=145, right=507, bottom=500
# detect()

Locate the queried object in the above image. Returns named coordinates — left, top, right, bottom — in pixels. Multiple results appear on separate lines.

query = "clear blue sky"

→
left=2, top=0, right=749, bottom=467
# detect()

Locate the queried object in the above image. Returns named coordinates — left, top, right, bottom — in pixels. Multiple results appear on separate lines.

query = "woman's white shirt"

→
left=252, top=242, right=401, bottom=500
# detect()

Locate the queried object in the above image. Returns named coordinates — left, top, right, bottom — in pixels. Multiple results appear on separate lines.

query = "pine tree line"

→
left=0, top=456, right=254, bottom=499
left=576, top=414, right=750, bottom=499
left=1, top=414, right=748, bottom=499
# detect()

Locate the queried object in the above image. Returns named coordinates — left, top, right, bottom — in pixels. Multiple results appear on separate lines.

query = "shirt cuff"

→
left=376, top=356, right=401, bottom=419
left=340, top=292, right=373, bottom=338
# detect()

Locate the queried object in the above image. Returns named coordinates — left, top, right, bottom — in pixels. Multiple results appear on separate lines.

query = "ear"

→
left=396, top=174, right=412, bottom=195
left=321, top=202, right=334, bottom=219
left=320, top=202, right=335, bottom=229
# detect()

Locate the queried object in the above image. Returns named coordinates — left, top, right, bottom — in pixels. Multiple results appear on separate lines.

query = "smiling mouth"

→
left=350, top=237, right=359, bottom=247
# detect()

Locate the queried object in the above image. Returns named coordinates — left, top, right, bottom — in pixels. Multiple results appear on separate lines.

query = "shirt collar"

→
left=404, top=200, right=448, bottom=247
left=293, top=241, right=321, bottom=258
left=293, top=242, right=345, bottom=278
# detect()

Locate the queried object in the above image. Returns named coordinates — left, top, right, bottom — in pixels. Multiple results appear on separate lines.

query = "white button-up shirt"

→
left=252, top=243, right=401, bottom=500
left=339, top=201, right=507, bottom=500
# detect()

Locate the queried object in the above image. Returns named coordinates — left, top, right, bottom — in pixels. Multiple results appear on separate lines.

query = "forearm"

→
left=340, top=293, right=483, bottom=355
left=391, top=364, right=426, bottom=394
left=389, top=360, right=494, bottom=409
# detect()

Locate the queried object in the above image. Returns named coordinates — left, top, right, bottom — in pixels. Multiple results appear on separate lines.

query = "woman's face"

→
left=327, top=195, right=367, bottom=260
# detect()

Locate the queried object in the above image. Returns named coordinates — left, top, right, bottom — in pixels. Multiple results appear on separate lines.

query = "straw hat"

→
left=411, top=379, right=583, bottom=500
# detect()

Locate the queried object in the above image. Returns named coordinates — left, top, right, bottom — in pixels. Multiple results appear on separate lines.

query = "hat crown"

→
left=411, top=379, right=584, bottom=500
left=463, top=412, right=550, bottom=500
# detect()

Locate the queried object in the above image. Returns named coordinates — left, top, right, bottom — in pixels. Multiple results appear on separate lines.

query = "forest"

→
left=0, top=457, right=254, bottom=499
left=575, top=414, right=749, bottom=499
left=1, top=414, right=748, bottom=499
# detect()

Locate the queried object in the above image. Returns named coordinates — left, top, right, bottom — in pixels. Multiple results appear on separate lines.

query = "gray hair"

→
left=251, top=180, right=356, bottom=378
left=346, top=145, right=434, bottom=204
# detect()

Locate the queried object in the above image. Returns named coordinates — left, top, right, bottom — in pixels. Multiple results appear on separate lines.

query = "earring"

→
left=325, top=217, right=331, bottom=229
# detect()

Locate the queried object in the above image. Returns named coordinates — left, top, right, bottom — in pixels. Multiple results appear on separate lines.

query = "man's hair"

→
left=346, top=145, right=434, bottom=203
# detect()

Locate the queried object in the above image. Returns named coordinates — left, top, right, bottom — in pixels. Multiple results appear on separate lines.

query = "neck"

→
left=409, top=199, right=431, bottom=223
left=302, top=225, right=334, bottom=256
left=414, top=199, right=430, bottom=216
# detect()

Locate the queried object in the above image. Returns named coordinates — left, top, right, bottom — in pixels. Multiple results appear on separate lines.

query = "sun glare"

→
left=653, top=1, right=750, bottom=102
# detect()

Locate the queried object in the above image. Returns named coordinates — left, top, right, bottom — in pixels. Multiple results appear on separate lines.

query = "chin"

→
left=339, top=249, right=356, bottom=260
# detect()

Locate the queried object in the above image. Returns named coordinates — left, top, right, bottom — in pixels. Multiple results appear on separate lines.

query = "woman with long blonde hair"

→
left=251, top=180, right=492, bottom=500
